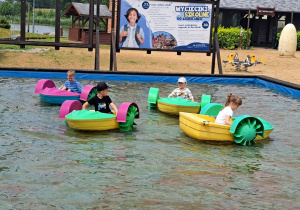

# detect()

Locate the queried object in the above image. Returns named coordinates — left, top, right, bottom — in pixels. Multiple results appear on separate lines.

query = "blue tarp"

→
left=1, top=70, right=300, bottom=99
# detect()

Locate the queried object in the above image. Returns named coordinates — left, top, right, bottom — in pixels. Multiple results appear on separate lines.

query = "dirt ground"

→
left=0, top=46, right=299, bottom=85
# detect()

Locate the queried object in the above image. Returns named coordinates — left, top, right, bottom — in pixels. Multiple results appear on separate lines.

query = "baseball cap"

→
left=178, top=77, right=187, bottom=83
left=97, top=82, right=111, bottom=91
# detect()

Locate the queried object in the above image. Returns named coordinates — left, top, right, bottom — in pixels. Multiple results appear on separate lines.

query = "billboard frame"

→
left=116, top=0, right=215, bottom=53
left=111, top=0, right=222, bottom=74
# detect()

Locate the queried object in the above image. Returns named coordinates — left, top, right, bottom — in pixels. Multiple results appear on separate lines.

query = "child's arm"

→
left=168, top=89, right=176, bottom=97
left=187, top=89, right=195, bottom=102
left=110, top=102, right=118, bottom=115
left=60, top=80, right=68, bottom=90
left=82, top=102, right=90, bottom=110
left=137, top=33, right=144, bottom=45
left=225, top=115, right=232, bottom=126
left=119, top=31, right=128, bottom=43
left=77, top=82, right=83, bottom=93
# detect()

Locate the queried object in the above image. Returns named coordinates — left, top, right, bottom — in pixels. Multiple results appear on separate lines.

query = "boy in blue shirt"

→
left=59, top=70, right=83, bottom=94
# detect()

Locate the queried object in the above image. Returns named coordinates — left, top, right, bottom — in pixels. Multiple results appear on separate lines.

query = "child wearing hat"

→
left=82, top=82, right=118, bottom=114
left=168, top=77, right=194, bottom=102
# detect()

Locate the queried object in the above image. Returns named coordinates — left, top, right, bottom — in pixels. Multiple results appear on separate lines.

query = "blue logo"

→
left=142, top=1, right=150, bottom=9
left=202, top=21, right=209, bottom=29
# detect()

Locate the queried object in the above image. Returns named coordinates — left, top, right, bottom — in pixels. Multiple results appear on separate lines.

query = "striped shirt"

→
left=169, top=87, right=194, bottom=100
left=63, top=80, right=83, bottom=93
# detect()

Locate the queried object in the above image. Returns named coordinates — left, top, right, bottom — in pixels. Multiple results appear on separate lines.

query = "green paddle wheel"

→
left=118, top=105, right=139, bottom=131
left=148, top=87, right=160, bottom=109
left=229, top=115, right=265, bottom=146
left=87, top=87, right=98, bottom=101
left=200, top=103, right=224, bottom=117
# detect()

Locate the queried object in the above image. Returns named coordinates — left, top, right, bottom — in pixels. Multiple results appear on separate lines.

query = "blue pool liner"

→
left=1, top=69, right=300, bottom=99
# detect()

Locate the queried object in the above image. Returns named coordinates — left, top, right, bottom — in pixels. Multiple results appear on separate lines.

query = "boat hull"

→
left=40, top=94, right=80, bottom=105
left=66, top=117, right=118, bottom=131
left=157, top=101, right=200, bottom=115
left=179, top=112, right=273, bottom=142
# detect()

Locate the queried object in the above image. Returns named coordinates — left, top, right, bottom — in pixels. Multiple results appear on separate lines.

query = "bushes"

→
left=0, top=18, right=11, bottom=29
left=297, top=31, right=300, bottom=50
left=216, top=26, right=252, bottom=50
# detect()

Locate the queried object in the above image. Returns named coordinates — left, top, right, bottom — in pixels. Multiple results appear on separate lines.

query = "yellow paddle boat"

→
left=148, top=87, right=211, bottom=115
left=179, top=103, right=274, bottom=145
left=59, top=100, right=139, bottom=131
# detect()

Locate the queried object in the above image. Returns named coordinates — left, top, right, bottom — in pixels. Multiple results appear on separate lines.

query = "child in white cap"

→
left=168, top=77, right=194, bottom=102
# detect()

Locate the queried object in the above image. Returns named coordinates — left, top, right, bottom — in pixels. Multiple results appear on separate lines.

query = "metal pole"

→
left=32, top=0, right=35, bottom=33
left=88, top=0, right=94, bottom=51
left=239, top=27, right=243, bottom=49
left=95, top=0, right=100, bottom=70
left=27, top=3, right=30, bottom=33
left=20, top=0, right=26, bottom=48
left=55, top=0, right=61, bottom=50
left=246, top=8, right=250, bottom=49
left=110, top=0, right=116, bottom=71
left=211, top=0, right=220, bottom=74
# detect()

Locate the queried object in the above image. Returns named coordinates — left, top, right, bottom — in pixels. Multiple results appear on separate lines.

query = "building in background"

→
left=64, top=2, right=112, bottom=45
left=219, top=0, right=300, bottom=47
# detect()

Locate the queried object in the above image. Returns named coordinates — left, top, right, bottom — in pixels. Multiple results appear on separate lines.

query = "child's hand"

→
left=136, top=33, right=144, bottom=44
left=67, top=89, right=71, bottom=92
left=120, top=31, right=128, bottom=37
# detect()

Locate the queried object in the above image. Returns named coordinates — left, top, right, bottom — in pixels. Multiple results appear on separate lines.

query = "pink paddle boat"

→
left=35, top=79, right=97, bottom=105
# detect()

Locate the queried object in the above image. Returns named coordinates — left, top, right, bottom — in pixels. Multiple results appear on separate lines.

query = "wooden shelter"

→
left=64, top=2, right=112, bottom=45
left=218, top=0, right=300, bottom=48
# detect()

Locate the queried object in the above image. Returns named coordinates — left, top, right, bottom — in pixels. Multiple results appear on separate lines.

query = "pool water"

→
left=1, top=77, right=300, bottom=209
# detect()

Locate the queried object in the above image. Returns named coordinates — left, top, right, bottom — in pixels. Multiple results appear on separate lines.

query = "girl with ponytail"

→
left=215, top=93, right=242, bottom=126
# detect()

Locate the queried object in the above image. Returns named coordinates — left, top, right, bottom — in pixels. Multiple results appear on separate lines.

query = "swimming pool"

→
left=1, top=74, right=300, bottom=208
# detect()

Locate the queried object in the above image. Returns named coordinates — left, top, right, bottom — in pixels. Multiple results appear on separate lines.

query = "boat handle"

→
left=203, top=121, right=210, bottom=125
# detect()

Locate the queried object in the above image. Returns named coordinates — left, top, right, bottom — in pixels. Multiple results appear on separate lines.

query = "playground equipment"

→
left=148, top=87, right=211, bottom=115
left=59, top=100, right=140, bottom=131
left=35, top=79, right=97, bottom=105
left=179, top=103, right=274, bottom=145
left=221, top=53, right=265, bottom=71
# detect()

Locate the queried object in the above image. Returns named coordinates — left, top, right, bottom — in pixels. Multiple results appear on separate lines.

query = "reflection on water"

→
left=10, top=23, right=69, bottom=37
left=0, top=77, right=300, bottom=208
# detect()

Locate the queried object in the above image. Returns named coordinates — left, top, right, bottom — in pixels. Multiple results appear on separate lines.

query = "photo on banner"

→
left=118, top=0, right=213, bottom=52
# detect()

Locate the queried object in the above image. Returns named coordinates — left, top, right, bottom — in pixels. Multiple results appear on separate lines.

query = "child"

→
left=59, top=70, right=83, bottom=94
left=119, top=8, right=144, bottom=48
left=168, top=77, right=194, bottom=102
left=82, top=82, right=118, bottom=115
left=215, top=93, right=242, bottom=126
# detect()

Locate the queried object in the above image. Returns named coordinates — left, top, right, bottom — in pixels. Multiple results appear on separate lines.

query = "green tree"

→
left=5, top=0, right=15, bottom=4
left=0, top=18, right=11, bottom=29
left=48, top=9, right=55, bottom=18
left=0, top=1, right=14, bottom=16
left=36, top=9, right=43, bottom=17
left=12, top=1, right=21, bottom=16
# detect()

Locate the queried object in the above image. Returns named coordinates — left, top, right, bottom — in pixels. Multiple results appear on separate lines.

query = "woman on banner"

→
left=119, top=8, right=145, bottom=48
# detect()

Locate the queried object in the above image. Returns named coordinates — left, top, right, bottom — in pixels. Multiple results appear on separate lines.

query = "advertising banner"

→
left=118, top=0, right=213, bottom=52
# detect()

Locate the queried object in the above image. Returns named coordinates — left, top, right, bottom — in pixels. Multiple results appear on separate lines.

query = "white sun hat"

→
left=178, top=77, right=187, bottom=83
